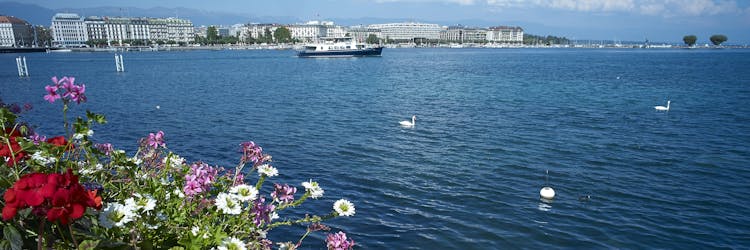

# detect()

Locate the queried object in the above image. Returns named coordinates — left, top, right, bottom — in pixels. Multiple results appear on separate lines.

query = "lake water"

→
left=2, top=48, right=750, bottom=249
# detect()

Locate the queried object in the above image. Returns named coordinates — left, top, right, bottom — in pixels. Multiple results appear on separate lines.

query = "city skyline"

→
left=6, top=0, right=750, bottom=44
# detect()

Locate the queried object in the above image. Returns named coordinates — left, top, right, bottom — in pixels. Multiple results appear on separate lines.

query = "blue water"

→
left=2, top=48, right=750, bottom=249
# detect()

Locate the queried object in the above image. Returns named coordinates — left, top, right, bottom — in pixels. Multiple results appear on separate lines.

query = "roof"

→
left=0, top=16, right=29, bottom=24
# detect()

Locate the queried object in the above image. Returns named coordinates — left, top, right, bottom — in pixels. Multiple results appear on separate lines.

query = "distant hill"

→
left=0, top=2, right=56, bottom=25
left=0, top=1, right=301, bottom=26
left=0, top=1, right=555, bottom=36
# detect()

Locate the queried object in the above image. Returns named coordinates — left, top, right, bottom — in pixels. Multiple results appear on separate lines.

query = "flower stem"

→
left=255, top=175, right=266, bottom=191
left=68, top=223, right=78, bottom=247
left=37, top=219, right=45, bottom=250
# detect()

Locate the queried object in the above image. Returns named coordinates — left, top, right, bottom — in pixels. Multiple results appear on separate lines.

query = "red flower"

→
left=1, top=128, right=26, bottom=167
left=46, top=136, right=74, bottom=151
left=1, top=169, right=102, bottom=224
left=87, top=190, right=102, bottom=210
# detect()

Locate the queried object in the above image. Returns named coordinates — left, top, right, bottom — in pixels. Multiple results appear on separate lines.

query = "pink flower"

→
left=146, top=131, right=165, bottom=149
left=44, top=85, right=60, bottom=103
left=271, top=183, right=297, bottom=203
left=183, top=162, right=217, bottom=197
left=326, top=231, right=355, bottom=250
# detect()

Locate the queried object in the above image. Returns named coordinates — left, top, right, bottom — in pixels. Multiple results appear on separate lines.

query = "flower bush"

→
left=0, top=76, right=356, bottom=249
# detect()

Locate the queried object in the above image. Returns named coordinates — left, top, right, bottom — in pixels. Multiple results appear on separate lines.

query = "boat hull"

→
left=297, top=47, right=383, bottom=58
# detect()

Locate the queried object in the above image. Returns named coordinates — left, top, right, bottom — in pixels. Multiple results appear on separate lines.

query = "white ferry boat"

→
left=297, top=37, right=383, bottom=58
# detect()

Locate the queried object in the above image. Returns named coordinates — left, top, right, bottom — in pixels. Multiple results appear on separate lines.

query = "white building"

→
left=239, top=23, right=279, bottom=41
left=165, top=17, right=194, bottom=43
left=486, top=26, right=523, bottom=43
left=51, top=13, right=88, bottom=47
left=368, top=22, right=441, bottom=41
left=440, top=26, right=487, bottom=42
left=83, top=15, right=193, bottom=45
left=287, top=24, right=326, bottom=41
left=0, top=16, right=32, bottom=47
left=347, top=26, right=381, bottom=43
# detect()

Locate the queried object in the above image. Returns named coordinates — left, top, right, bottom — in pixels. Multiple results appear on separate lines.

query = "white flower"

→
left=229, top=184, right=258, bottom=201
left=270, top=212, right=279, bottom=221
left=99, top=202, right=137, bottom=229
left=128, top=156, right=142, bottom=165
left=215, top=193, right=242, bottom=215
left=333, top=199, right=355, bottom=216
left=162, top=154, right=185, bottom=167
left=173, top=189, right=185, bottom=198
left=257, top=164, right=278, bottom=177
left=191, top=226, right=200, bottom=236
left=80, top=163, right=103, bottom=175
left=217, top=237, right=246, bottom=250
left=73, top=133, right=84, bottom=140
left=302, top=180, right=324, bottom=199
left=125, top=193, right=156, bottom=213
left=30, top=151, right=57, bottom=165
left=86, top=129, right=94, bottom=136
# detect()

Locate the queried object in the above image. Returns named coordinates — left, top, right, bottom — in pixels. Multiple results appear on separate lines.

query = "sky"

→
left=16, top=0, right=750, bottom=43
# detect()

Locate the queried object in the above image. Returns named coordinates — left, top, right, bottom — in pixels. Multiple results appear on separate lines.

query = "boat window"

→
left=346, top=46, right=350, bottom=49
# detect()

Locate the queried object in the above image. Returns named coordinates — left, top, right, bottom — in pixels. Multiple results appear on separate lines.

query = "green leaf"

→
left=78, top=240, right=100, bottom=250
left=2, top=224, right=23, bottom=250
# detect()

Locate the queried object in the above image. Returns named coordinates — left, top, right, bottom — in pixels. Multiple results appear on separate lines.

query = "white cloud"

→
left=374, top=0, right=477, bottom=5
left=486, top=0, right=743, bottom=16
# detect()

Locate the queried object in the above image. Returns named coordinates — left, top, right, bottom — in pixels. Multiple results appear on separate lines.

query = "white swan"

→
left=399, top=115, right=416, bottom=127
left=655, top=100, right=670, bottom=111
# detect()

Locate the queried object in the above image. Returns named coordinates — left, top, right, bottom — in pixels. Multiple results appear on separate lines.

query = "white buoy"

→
left=540, top=187, right=555, bottom=200
left=155, top=105, right=160, bottom=110
left=540, top=170, right=555, bottom=200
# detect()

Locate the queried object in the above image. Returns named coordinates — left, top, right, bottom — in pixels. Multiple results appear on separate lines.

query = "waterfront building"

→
left=0, top=16, right=32, bottom=47
left=347, top=26, right=382, bottom=43
left=486, top=26, right=523, bottom=43
left=217, top=27, right=230, bottom=37
left=82, top=15, right=193, bottom=45
left=165, top=17, right=194, bottom=43
left=51, top=13, right=88, bottom=47
left=326, top=25, right=346, bottom=39
left=240, top=23, right=280, bottom=41
left=440, top=25, right=487, bottom=43
left=368, top=22, right=441, bottom=42
left=287, top=23, right=326, bottom=41
left=229, top=24, right=244, bottom=38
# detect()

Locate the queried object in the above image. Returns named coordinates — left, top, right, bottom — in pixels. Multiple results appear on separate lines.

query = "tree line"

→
left=682, top=34, right=728, bottom=46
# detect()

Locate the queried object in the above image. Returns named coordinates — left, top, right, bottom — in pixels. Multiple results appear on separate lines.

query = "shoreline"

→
left=2, top=44, right=748, bottom=54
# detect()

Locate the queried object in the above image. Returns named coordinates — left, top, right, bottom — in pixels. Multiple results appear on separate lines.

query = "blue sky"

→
left=18, top=0, right=750, bottom=43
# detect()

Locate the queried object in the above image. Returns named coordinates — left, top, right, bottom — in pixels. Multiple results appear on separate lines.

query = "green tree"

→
left=264, top=28, right=273, bottom=43
left=273, top=27, right=292, bottom=43
left=683, top=35, right=697, bottom=46
left=207, top=26, right=219, bottom=44
left=366, top=34, right=379, bottom=44
left=709, top=34, right=727, bottom=46
left=34, top=25, right=53, bottom=47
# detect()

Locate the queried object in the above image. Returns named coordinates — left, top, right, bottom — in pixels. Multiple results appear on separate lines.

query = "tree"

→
left=264, top=28, right=273, bottom=43
left=709, top=34, right=727, bottom=46
left=683, top=35, right=697, bottom=47
left=366, top=34, right=379, bottom=44
left=34, top=25, right=52, bottom=47
left=207, top=26, right=219, bottom=44
left=273, top=27, right=292, bottom=43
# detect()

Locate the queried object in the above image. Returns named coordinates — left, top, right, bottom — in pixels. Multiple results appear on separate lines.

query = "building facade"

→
left=80, top=15, right=194, bottom=45
left=347, top=26, right=382, bottom=43
left=486, top=26, right=523, bottom=43
left=0, top=16, right=32, bottom=47
left=368, top=22, right=441, bottom=41
left=239, top=24, right=280, bottom=41
left=51, top=13, right=88, bottom=47
left=440, top=26, right=487, bottom=43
